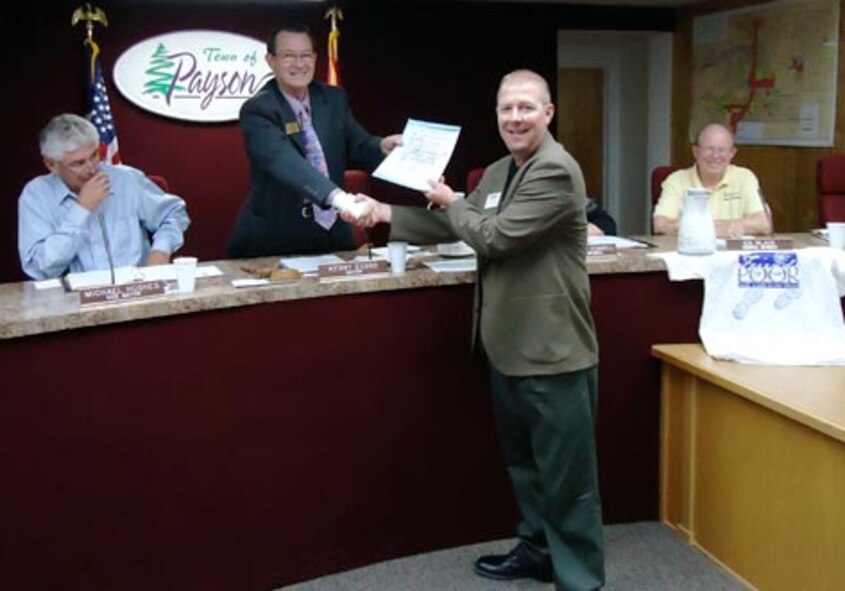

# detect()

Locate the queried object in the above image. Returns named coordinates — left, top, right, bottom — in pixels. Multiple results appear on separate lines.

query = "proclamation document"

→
left=373, top=119, right=461, bottom=192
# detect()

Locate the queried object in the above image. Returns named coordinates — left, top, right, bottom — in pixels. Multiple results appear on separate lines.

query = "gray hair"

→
left=39, top=114, right=99, bottom=161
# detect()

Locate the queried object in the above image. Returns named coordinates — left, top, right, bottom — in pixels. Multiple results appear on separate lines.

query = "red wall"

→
left=0, top=274, right=704, bottom=590
left=2, top=0, right=673, bottom=283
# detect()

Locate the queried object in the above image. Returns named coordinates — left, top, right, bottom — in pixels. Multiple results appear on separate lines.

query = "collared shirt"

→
left=653, top=164, right=765, bottom=220
left=18, top=164, right=190, bottom=279
left=280, top=89, right=311, bottom=122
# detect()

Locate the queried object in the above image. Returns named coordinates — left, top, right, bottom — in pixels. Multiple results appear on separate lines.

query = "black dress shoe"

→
left=474, top=548, right=553, bottom=582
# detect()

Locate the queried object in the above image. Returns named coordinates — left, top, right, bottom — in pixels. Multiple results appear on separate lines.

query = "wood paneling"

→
left=672, top=0, right=845, bottom=232
left=557, top=67, right=605, bottom=201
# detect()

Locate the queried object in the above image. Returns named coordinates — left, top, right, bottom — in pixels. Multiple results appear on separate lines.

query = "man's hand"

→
left=424, top=179, right=459, bottom=209
left=77, top=172, right=111, bottom=212
left=146, top=250, right=171, bottom=266
left=380, top=134, right=404, bottom=155
left=714, top=219, right=744, bottom=239
left=333, top=191, right=373, bottom=222
left=587, top=223, right=604, bottom=236
left=652, top=215, right=679, bottom=235
left=339, top=194, right=391, bottom=228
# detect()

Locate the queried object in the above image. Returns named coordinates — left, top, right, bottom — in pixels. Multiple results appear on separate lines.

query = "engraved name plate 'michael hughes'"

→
left=79, top=280, right=166, bottom=306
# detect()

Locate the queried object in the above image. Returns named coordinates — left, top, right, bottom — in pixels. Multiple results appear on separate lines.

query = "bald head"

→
left=695, top=123, right=734, bottom=148
left=498, top=70, right=551, bottom=104
left=692, top=122, right=737, bottom=184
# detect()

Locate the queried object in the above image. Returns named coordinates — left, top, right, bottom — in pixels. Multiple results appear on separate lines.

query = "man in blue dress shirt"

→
left=18, top=113, right=190, bottom=279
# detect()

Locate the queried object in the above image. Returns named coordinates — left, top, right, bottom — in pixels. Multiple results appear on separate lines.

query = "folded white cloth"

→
left=650, top=251, right=715, bottom=281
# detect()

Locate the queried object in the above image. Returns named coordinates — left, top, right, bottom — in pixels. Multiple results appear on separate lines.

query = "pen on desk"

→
left=368, top=243, right=372, bottom=260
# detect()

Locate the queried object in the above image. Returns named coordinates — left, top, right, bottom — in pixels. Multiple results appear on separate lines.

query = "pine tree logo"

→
left=143, top=43, right=184, bottom=104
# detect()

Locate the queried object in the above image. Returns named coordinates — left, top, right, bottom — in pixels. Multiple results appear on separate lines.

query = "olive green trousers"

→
left=489, top=364, right=604, bottom=591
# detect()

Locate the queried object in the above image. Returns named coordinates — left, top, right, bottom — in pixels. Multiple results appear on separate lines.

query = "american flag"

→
left=327, top=26, right=341, bottom=86
left=84, top=38, right=121, bottom=164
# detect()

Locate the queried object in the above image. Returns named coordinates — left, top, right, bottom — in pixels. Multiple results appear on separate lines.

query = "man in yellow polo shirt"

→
left=653, top=123, right=771, bottom=237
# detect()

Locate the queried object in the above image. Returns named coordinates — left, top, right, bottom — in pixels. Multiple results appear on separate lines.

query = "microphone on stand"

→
left=98, top=213, right=116, bottom=285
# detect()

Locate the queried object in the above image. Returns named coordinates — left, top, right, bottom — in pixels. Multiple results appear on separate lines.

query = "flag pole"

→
left=324, top=6, right=343, bottom=86
left=71, top=3, right=121, bottom=164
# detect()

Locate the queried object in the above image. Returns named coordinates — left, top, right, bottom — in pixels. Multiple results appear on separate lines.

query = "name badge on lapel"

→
left=484, top=192, right=502, bottom=210
left=285, top=122, right=301, bottom=135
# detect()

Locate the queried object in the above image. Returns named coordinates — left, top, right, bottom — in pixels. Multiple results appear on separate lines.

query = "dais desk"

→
left=0, top=235, right=828, bottom=590
left=654, top=343, right=845, bottom=591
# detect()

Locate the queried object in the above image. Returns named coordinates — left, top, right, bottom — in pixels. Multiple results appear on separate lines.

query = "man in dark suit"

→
left=354, top=70, right=604, bottom=590
left=226, top=24, right=401, bottom=258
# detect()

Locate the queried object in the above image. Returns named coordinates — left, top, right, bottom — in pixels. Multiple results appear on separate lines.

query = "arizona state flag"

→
left=84, top=38, right=121, bottom=164
left=326, top=7, right=342, bottom=86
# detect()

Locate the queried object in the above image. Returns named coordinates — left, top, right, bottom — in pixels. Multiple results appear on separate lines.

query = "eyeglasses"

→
left=278, top=51, right=315, bottom=64
left=697, top=146, right=733, bottom=157
left=59, top=150, right=100, bottom=173
left=496, top=103, right=542, bottom=116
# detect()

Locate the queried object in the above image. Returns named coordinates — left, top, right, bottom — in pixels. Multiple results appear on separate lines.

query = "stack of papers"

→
left=424, top=259, right=477, bottom=273
left=587, top=236, right=651, bottom=249
left=279, top=254, right=344, bottom=274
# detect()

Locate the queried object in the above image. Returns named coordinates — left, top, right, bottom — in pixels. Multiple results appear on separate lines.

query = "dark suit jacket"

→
left=227, top=81, right=384, bottom=258
left=586, top=199, right=617, bottom=235
left=390, top=133, right=598, bottom=376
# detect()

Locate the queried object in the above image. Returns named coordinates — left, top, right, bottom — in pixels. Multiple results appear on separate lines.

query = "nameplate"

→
left=725, top=238, right=794, bottom=251
left=587, top=244, right=618, bottom=259
left=318, top=260, right=389, bottom=280
left=79, top=280, right=166, bottom=306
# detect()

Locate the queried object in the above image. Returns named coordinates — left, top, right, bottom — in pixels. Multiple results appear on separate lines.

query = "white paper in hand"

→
left=373, top=119, right=461, bottom=191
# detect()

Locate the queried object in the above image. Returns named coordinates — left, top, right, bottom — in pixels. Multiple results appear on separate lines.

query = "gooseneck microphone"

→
left=98, top=213, right=116, bottom=285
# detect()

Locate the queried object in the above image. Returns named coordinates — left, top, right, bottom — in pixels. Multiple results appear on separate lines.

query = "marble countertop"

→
left=0, top=234, right=825, bottom=340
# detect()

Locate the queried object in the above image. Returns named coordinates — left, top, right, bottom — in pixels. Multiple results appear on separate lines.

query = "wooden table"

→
left=654, top=343, right=845, bottom=591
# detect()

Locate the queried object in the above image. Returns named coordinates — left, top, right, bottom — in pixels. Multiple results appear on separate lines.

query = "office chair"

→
left=650, top=166, right=677, bottom=207
left=650, top=166, right=677, bottom=233
left=466, top=167, right=486, bottom=193
left=147, top=174, right=171, bottom=193
left=816, top=154, right=845, bottom=224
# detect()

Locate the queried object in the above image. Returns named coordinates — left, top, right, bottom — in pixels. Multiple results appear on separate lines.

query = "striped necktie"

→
left=298, top=106, right=336, bottom=230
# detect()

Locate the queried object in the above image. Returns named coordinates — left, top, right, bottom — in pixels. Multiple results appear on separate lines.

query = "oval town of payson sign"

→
left=113, top=30, right=273, bottom=123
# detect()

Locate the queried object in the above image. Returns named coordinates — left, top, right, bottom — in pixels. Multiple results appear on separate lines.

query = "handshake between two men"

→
left=335, top=178, right=457, bottom=228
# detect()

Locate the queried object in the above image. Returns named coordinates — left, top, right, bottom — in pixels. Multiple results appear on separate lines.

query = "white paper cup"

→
left=387, top=241, right=408, bottom=274
left=173, top=256, right=198, bottom=292
left=827, top=222, right=845, bottom=250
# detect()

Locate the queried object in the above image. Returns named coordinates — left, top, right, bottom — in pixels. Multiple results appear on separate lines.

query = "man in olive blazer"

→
left=357, top=70, right=604, bottom=590
left=226, top=25, right=399, bottom=258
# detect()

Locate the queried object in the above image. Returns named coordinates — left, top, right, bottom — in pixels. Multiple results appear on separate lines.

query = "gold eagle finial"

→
left=71, top=3, right=108, bottom=40
left=325, top=6, right=343, bottom=32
